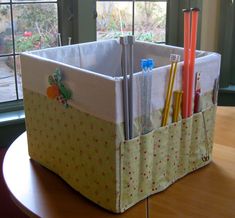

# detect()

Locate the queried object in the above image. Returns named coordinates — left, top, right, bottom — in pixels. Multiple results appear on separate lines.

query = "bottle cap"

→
left=147, top=59, right=155, bottom=69
left=141, top=59, right=148, bottom=69
left=182, top=8, right=190, bottom=13
left=191, top=7, right=200, bottom=12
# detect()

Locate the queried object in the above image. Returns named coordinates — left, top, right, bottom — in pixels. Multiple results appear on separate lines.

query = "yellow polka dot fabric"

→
left=120, top=107, right=216, bottom=210
left=23, top=88, right=216, bottom=213
left=24, top=89, right=119, bottom=212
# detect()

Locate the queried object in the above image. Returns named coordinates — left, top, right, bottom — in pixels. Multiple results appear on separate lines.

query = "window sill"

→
left=219, top=85, right=235, bottom=94
left=1, top=86, right=232, bottom=126
left=0, top=110, right=25, bottom=127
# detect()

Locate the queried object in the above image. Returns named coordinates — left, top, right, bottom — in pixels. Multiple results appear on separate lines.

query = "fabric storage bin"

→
left=21, top=39, right=221, bottom=213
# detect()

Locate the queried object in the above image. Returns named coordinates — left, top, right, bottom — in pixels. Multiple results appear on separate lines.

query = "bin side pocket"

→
left=120, top=122, right=182, bottom=211
left=120, top=105, right=216, bottom=212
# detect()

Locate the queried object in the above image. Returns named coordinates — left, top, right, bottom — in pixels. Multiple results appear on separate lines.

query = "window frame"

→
left=0, top=0, right=59, bottom=112
left=1, top=0, right=204, bottom=113
left=96, top=0, right=168, bottom=43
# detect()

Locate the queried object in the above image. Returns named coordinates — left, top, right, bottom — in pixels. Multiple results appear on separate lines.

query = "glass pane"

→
left=135, top=2, right=167, bottom=43
left=13, top=3, right=58, bottom=53
left=0, top=1, right=10, bottom=3
left=15, top=55, right=23, bottom=99
left=97, top=1, right=132, bottom=40
left=0, top=56, right=17, bottom=103
left=0, top=4, right=13, bottom=55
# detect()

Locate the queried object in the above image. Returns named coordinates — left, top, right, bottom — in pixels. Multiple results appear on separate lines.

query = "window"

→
left=0, top=0, right=58, bottom=104
left=0, top=0, right=204, bottom=110
left=97, top=1, right=167, bottom=43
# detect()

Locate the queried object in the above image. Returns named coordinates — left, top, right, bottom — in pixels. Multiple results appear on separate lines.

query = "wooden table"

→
left=3, top=107, right=235, bottom=218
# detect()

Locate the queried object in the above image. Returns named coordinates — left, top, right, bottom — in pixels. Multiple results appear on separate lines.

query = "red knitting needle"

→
left=182, top=9, right=190, bottom=119
left=188, top=8, right=200, bottom=117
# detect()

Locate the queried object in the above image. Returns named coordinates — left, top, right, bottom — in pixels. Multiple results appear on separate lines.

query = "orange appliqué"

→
left=47, top=85, right=60, bottom=99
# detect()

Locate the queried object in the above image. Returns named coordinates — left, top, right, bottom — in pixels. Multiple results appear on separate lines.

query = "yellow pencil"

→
left=162, top=55, right=180, bottom=126
left=162, top=62, right=174, bottom=126
left=173, top=91, right=183, bottom=122
left=177, top=92, right=183, bottom=120
left=173, top=91, right=179, bottom=122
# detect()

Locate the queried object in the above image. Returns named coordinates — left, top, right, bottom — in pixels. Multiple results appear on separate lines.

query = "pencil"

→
left=57, top=33, right=62, bottom=47
left=194, top=91, right=200, bottom=113
left=173, top=91, right=183, bottom=122
left=68, top=37, right=72, bottom=45
left=176, top=91, right=182, bottom=121
left=128, top=35, right=135, bottom=139
left=120, top=36, right=130, bottom=140
left=162, top=55, right=180, bottom=126
left=194, top=72, right=201, bottom=113
left=162, top=62, right=174, bottom=126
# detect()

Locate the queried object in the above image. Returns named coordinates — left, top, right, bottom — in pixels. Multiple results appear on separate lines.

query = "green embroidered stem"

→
left=46, top=68, right=72, bottom=108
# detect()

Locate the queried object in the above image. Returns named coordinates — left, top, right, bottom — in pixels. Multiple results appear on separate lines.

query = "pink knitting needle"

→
left=188, top=8, right=200, bottom=117
left=182, top=9, right=190, bottom=119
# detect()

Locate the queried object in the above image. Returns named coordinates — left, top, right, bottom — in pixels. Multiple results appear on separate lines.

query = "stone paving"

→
left=0, top=59, right=23, bottom=103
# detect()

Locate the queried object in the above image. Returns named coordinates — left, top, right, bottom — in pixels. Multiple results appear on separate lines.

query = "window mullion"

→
left=230, top=3, right=235, bottom=85
left=132, top=0, right=135, bottom=35
left=166, top=0, right=179, bottom=46
left=218, top=1, right=234, bottom=88
left=9, top=0, right=19, bottom=100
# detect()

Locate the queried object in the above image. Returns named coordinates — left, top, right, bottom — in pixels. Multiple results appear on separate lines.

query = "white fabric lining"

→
left=21, top=40, right=221, bottom=124
left=21, top=53, right=118, bottom=124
